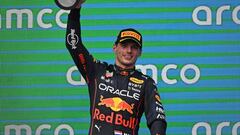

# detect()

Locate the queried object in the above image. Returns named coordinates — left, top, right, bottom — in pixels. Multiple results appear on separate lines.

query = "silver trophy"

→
left=55, top=0, right=84, bottom=10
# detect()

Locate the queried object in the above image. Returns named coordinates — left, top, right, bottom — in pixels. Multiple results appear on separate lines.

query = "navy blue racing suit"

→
left=65, top=9, right=167, bottom=135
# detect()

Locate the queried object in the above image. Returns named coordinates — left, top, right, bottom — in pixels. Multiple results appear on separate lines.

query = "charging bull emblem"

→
left=98, top=95, right=134, bottom=114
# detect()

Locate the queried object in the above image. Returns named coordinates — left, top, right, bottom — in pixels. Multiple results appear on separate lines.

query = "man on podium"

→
left=64, top=0, right=167, bottom=134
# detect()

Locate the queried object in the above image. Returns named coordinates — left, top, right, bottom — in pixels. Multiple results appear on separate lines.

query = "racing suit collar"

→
left=113, top=64, right=136, bottom=76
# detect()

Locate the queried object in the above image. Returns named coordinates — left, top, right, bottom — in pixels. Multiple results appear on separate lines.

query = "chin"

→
left=123, top=61, right=135, bottom=67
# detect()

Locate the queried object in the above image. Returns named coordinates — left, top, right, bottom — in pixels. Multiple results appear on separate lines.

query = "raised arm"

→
left=66, top=8, right=95, bottom=84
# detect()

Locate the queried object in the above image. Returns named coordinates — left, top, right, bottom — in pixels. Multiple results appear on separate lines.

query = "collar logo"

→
left=129, top=77, right=144, bottom=84
left=120, top=71, right=129, bottom=76
left=105, top=70, right=113, bottom=78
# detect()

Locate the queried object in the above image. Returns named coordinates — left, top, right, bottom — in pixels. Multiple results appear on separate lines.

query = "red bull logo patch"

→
left=98, top=95, right=134, bottom=114
left=94, top=95, right=137, bottom=129
left=93, top=108, right=136, bottom=129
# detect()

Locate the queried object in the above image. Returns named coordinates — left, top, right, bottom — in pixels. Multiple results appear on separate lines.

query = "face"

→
left=113, top=41, right=142, bottom=69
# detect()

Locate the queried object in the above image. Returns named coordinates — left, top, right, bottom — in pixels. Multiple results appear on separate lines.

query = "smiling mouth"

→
left=123, top=55, right=132, bottom=60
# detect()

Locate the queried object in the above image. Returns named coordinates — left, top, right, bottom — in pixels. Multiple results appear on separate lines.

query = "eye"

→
left=120, top=43, right=127, bottom=48
left=131, top=45, right=139, bottom=50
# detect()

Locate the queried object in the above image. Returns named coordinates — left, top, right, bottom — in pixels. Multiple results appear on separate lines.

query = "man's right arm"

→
left=66, top=8, right=95, bottom=84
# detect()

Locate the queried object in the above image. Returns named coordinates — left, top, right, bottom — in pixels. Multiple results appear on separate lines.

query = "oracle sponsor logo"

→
left=99, top=83, right=140, bottom=101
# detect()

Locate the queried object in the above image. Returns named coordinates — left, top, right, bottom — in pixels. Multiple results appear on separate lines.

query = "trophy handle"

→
left=75, top=0, right=86, bottom=8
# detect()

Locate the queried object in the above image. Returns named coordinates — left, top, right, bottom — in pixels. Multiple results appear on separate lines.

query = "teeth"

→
left=124, top=55, right=132, bottom=59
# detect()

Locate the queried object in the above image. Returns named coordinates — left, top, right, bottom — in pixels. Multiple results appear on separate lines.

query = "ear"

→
left=138, top=49, right=142, bottom=57
left=113, top=44, right=117, bottom=53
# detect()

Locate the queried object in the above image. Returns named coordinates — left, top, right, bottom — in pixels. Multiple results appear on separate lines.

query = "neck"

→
left=115, top=63, right=135, bottom=70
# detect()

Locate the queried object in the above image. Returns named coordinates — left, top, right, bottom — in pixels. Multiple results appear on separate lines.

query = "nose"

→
left=126, top=45, right=132, bottom=53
